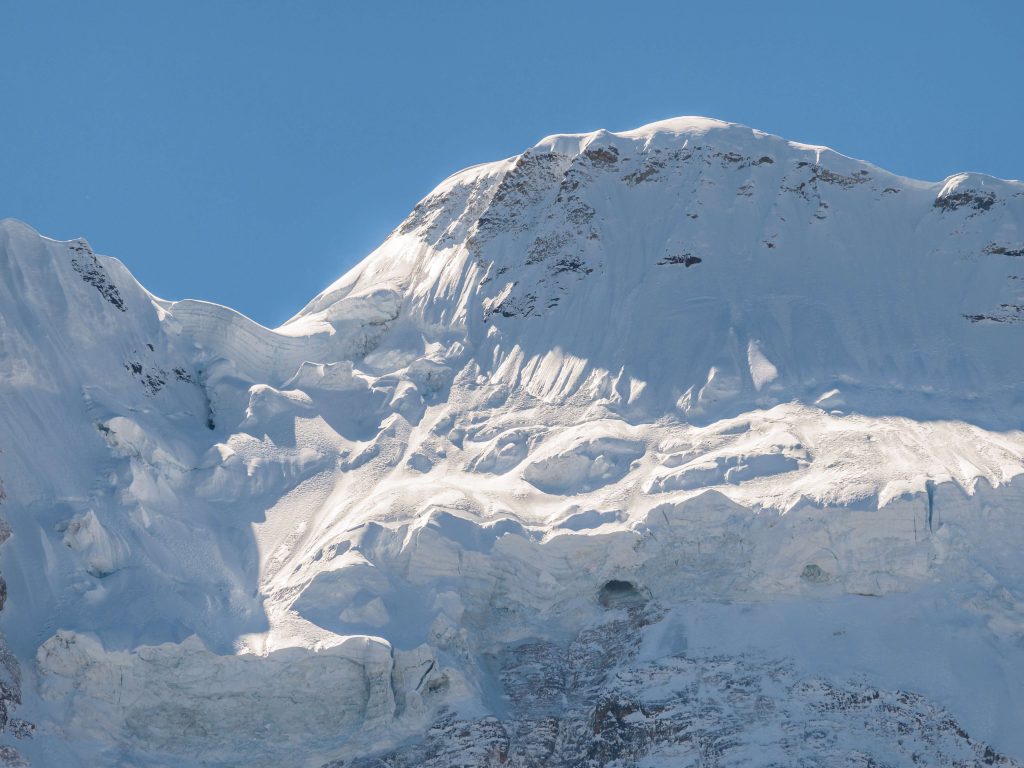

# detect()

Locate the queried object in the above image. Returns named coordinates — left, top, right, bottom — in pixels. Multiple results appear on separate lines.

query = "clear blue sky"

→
left=2, top=1, right=1021, bottom=326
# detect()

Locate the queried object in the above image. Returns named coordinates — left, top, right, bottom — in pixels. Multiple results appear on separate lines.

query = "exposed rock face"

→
left=335, top=605, right=1021, bottom=768
left=1, top=118, right=1024, bottom=765
left=0, top=489, right=28, bottom=767
left=68, top=240, right=127, bottom=312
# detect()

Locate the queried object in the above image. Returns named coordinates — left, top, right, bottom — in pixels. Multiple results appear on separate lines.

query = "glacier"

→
left=0, top=116, right=1023, bottom=766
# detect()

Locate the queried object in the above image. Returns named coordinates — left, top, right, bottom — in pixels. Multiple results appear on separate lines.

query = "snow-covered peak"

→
left=534, top=116, right=742, bottom=154
left=285, top=116, right=1024, bottom=428
left=531, top=115, right=828, bottom=162
left=3, top=119, right=1024, bottom=767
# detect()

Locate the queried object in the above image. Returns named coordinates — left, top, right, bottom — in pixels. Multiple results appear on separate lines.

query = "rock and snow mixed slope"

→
left=0, top=117, right=1023, bottom=766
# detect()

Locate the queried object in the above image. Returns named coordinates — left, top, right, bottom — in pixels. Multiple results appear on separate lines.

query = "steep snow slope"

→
left=289, top=117, right=1024, bottom=426
left=1, top=117, right=1023, bottom=767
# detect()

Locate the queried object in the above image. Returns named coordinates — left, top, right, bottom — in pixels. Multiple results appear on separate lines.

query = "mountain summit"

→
left=1, top=118, right=1023, bottom=766
left=289, top=116, right=1024, bottom=425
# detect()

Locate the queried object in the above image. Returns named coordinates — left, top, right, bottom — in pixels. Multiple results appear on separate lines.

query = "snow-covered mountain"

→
left=1, top=116, right=1023, bottom=767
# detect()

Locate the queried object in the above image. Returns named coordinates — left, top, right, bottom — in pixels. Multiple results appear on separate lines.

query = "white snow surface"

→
left=1, top=116, right=1024, bottom=766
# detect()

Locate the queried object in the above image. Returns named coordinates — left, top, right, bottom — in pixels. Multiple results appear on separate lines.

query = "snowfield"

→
left=1, top=116, right=1023, bottom=766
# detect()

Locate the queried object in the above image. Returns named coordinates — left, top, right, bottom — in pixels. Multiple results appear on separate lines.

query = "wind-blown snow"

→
left=1, top=116, right=1023, bottom=766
